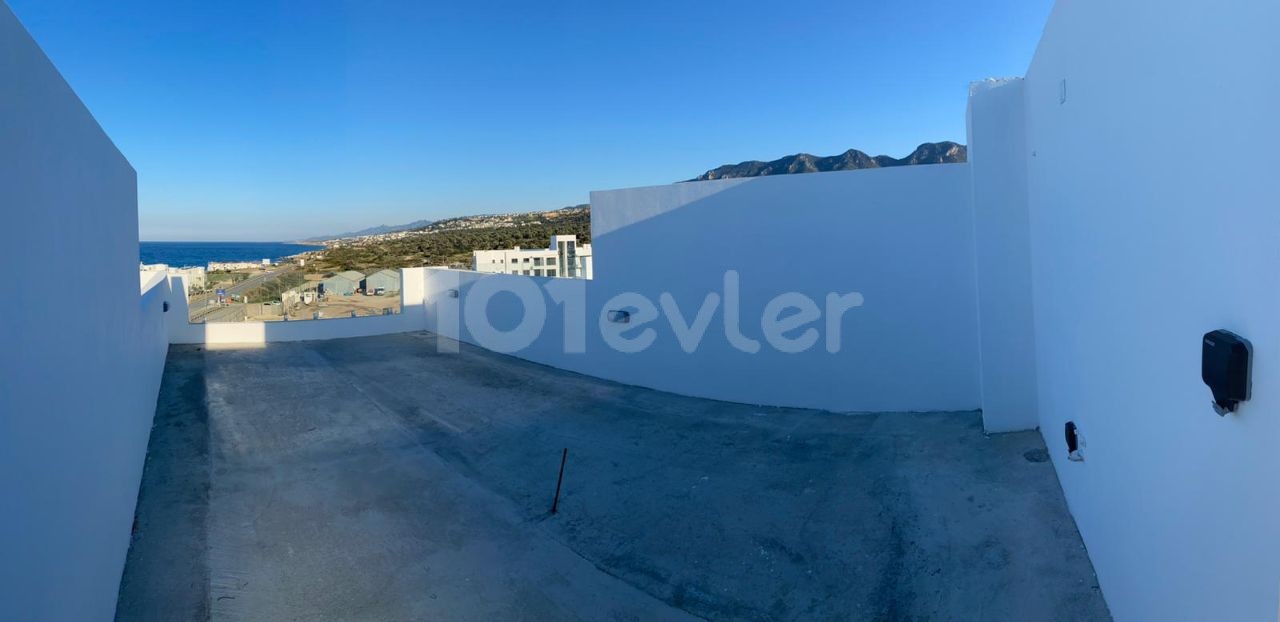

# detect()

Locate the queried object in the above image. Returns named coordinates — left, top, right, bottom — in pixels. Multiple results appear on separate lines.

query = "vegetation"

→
left=207, top=271, right=248, bottom=287
left=314, top=209, right=590, bottom=272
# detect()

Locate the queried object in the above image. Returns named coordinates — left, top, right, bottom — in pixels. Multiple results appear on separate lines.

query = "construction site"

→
left=187, top=267, right=403, bottom=323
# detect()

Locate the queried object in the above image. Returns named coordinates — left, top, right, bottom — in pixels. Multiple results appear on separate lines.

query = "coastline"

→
left=139, top=241, right=325, bottom=268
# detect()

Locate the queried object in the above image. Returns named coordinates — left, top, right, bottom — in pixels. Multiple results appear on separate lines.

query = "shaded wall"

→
left=966, top=78, right=1039, bottom=432
left=1019, top=0, right=1280, bottom=619
left=0, top=4, right=164, bottom=619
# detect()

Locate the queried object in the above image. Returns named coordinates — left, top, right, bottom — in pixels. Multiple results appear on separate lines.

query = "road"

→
left=226, top=267, right=294, bottom=297
left=190, top=267, right=296, bottom=322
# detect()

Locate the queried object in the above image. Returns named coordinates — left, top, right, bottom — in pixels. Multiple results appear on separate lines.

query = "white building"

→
left=139, top=263, right=206, bottom=292
left=471, top=234, right=592, bottom=278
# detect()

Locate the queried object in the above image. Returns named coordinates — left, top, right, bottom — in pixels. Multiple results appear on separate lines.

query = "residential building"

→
left=471, top=234, right=593, bottom=278
left=207, top=260, right=269, bottom=271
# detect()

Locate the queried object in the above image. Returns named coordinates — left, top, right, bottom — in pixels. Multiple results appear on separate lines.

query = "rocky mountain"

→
left=688, top=141, right=966, bottom=182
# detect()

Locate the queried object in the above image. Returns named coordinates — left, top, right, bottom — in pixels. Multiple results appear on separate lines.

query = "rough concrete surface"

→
left=116, top=332, right=1110, bottom=621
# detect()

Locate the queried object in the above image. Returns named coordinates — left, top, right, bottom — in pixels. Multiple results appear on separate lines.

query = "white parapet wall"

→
left=426, top=164, right=983, bottom=413
left=160, top=166, right=983, bottom=416
left=0, top=4, right=168, bottom=620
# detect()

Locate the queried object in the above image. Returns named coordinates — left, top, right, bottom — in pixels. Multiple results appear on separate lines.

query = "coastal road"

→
left=190, top=267, right=297, bottom=322
left=226, top=267, right=295, bottom=297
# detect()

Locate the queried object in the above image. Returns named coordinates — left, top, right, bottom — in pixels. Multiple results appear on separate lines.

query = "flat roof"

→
left=117, top=333, right=1108, bottom=620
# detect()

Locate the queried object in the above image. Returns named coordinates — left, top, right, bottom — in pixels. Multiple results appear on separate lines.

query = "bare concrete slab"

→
left=117, top=332, right=1109, bottom=621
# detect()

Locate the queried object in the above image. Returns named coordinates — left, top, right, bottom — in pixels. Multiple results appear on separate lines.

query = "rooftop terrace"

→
left=116, top=333, right=1107, bottom=621
left=7, top=1, right=1279, bottom=619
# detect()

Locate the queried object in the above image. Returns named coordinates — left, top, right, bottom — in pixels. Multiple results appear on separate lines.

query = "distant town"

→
left=142, top=206, right=593, bottom=324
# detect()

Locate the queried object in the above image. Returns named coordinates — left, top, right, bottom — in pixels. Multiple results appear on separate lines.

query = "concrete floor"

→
left=116, top=332, right=1109, bottom=621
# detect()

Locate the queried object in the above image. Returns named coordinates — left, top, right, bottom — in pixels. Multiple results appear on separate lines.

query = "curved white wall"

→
left=428, top=165, right=982, bottom=413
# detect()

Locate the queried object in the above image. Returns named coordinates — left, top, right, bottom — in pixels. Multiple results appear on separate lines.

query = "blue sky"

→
left=9, top=0, right=1054, bottom=241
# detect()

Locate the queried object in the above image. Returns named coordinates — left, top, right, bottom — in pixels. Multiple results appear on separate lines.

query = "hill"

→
left=312, top=206, right=589, bottom=272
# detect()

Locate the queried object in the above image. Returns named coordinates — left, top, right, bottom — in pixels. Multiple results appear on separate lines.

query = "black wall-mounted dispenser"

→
left=1064, top=421, right=1083, bottom=462
left=1202, top=329, right=1252, bottom=415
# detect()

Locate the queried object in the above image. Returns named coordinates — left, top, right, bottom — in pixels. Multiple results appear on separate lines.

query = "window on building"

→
left=547, top=257, right=556, bottom=266
left=546, top=269, right=557, bottom=277
left=534, top=257, right=543, bottom=266
left=523, top=270, right=531, bottom=275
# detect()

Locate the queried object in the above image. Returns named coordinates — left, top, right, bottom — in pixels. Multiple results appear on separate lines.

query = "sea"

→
left=139, top=241, right=319, bottom=268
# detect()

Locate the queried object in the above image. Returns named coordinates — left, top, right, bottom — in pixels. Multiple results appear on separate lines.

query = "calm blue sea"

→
left=139, top=241, right=319, bottom=267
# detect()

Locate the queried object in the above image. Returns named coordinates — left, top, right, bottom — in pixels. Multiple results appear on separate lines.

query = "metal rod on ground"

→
left=551, top=448, right=568, bottom=514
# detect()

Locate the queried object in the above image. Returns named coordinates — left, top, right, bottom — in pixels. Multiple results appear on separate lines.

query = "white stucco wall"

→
left=1020, top=0, right=1280, bottom=619
left=966, top=78, right=1039, bottom=432
left=428, top=165, right=982, bottom=413
left=0, top=4, right=166, bottom=619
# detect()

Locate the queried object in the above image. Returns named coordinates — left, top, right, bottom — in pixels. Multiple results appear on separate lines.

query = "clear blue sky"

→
left=9, top=0, right=1053, bottom=241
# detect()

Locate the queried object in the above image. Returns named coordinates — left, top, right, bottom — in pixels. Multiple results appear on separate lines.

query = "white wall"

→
left=0, top=4, right=168, bottom=619
left=966, top=78, right=1040, bottom=432
left=1018, top=0, right=1280, bottom=619
left=428, top=165, right=982, bottom=413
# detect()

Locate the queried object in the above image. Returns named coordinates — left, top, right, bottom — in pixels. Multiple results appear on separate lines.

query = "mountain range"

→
left=302, top=219, right=434, bottom=242
left=687, top=141, right=966, bottom=182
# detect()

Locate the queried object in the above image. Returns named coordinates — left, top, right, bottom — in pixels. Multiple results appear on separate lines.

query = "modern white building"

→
left=471, top=234, right=593, bottom=278
left=139, top=263, right=206, bottom=292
